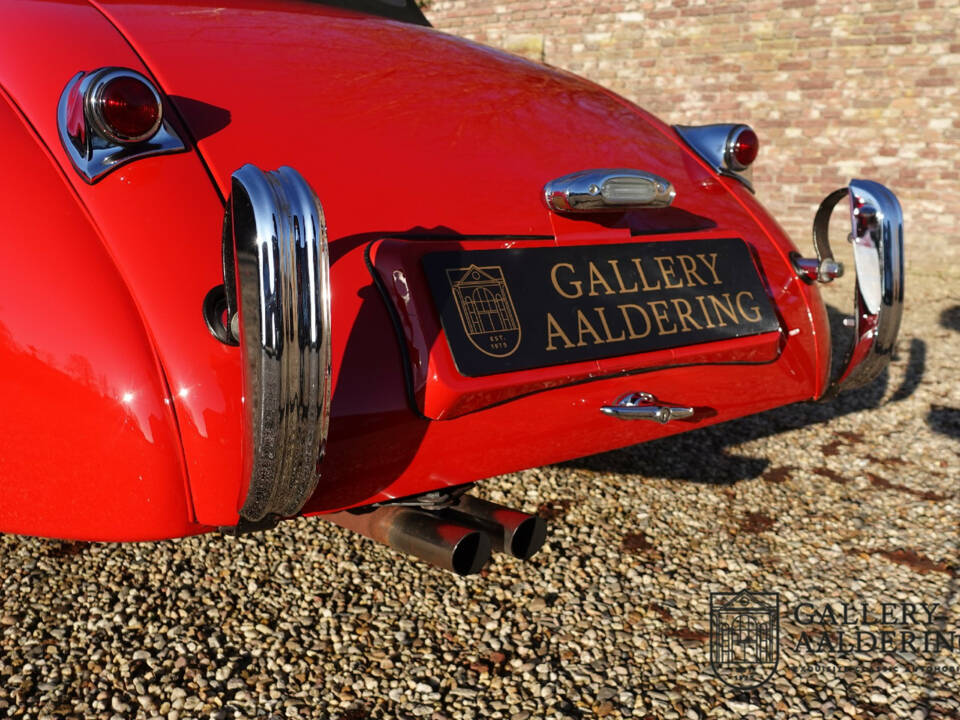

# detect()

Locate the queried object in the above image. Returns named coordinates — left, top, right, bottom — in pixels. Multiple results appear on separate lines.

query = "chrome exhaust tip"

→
left=442, top=495, right=547, bottom=561
left=323, top=505, right=492, bottom=576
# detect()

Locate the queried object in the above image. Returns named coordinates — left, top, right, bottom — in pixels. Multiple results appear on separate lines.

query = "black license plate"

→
left=422, top=238, right=779, bottom=377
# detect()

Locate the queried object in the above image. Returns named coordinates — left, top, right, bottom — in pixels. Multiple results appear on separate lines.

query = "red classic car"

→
left=0, top=0, right=903, bottom=574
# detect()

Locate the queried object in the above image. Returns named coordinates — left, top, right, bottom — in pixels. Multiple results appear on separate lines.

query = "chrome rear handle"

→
left=601, top=392, right=695, bottom=423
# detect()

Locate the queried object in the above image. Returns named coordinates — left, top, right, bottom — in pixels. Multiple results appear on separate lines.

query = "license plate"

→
left=422, top=238, right=780, bottom=377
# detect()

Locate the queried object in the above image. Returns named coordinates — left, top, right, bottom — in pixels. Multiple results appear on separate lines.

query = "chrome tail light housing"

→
left=674, top=123, right=758, bottom=191
left=223, top=165, right=332, bottom=522
left=57, top=67, right=186, bottom=183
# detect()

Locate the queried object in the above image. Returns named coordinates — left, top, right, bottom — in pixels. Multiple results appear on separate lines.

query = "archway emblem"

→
left=446, top=265, right=521, bottom=358
left=710, top=590, right=780, bottom=690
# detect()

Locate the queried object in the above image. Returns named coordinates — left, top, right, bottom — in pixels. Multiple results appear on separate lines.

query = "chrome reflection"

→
left=819, top=180, right=904, bottom=397
left=225, top=165, right=332, bottom=522
left=792, top=256, right=844, bottom=284
left=57, top=68, right=187, bottom=184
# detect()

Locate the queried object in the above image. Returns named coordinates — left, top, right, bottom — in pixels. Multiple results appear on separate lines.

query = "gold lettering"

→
left=654, top=256, right=684, bottom=289
left=545, top=312, right=575, bottom=350
left=594, top=307, right=626, bottom=342
left=708, top=293, right=739, bottom=326
left=671, top=298, right=702, bottom=332
left=736, top=291, right=763, bottom=322
left=677, top=255, right=709, bottom=287
left=631, top=258, right=661, bottom=291
left=550, top=263, right=582, bottom=299
left=648, top=300, right=678, bottom=335
left=618, top=304, right=651, bottom=339
left=695, top=295, right=717, bottom=328
left=575, top=310, right=605, bottom=346
left=608, top=259, right=638, bottom=293
left=587, top=261, right=616, bottom=297
left=697, top=253, right=722, bottom=285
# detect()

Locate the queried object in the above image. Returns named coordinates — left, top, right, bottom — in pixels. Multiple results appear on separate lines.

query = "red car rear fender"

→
left=0, top=0, right=245, bottom=529
left=0, top=88, right=197, bottom=541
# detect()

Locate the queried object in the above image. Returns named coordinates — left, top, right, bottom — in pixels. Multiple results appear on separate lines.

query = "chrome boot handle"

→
left=543, top=169, right=675, bottom=212
left=600, top=392, right=695, bottom=423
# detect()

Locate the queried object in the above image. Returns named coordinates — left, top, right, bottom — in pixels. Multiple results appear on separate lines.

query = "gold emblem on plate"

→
left=446, top=264, right=521, bottom=357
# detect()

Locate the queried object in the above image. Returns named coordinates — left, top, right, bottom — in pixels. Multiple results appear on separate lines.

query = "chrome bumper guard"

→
left=804, top=180, right=904, bottom=399
left=224, top=165, right=332, bottom=522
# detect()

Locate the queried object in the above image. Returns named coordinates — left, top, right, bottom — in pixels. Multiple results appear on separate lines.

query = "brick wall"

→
left=424, top=1, right=959, bottom=264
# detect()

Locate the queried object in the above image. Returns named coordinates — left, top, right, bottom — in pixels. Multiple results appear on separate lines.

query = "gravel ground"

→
left=1, top=254, right=957, bottom=719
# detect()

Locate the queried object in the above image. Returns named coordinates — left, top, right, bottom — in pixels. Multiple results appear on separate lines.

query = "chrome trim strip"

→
left=543, top=169, right=675, bottom=212
left=227, top=165, right=332, bottom=521
left=822, top=180, right=904, bottom=397
left=674, top=123, right=755, bottom=193
left=57, top=68, right=187, bottom=184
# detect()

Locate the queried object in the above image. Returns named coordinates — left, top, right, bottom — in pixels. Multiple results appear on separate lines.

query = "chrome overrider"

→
left=812, top=180, right=905, bottom=398
left=57, top=68, right=187, bottom=183
left=223, top=165, right=332, bottom=522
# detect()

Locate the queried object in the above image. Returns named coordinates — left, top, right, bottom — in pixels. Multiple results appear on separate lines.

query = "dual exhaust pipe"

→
left=323, top=495, right=547, bottom=576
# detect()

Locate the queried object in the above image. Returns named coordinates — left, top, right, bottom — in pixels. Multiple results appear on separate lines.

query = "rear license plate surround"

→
left=421, top=237, right=779, bottom=377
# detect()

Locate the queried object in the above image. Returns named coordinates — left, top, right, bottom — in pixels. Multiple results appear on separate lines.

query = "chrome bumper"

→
left=799, top=180, right=904, bottom=399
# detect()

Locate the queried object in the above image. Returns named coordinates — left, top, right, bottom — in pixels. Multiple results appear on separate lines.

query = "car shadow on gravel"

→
left=560, top=305, right=928, bottom=485
left=939, top=304, right=960, bottom=333
left=927, top=304, right=960, bottom=440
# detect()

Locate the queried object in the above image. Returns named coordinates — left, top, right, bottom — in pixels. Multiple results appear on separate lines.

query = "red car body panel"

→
left=0, top=88, right=196, bottom=540
left=0, top=0, right=834, bottom=539
left=0, top=0, right=248, bottom=529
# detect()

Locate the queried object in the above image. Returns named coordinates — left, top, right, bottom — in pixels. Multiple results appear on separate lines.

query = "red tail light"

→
left=92, top=72, right=163, bottom=144
left=727, top=127, right=759, bottom=171
left=98, top=76, right=161, bottom=141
